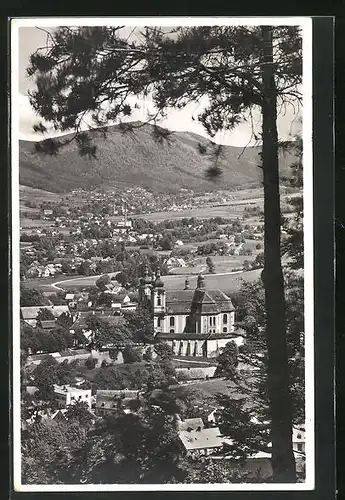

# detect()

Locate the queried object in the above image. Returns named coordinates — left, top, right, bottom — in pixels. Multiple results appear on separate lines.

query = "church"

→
left=138, top=267, right=242, bottom=358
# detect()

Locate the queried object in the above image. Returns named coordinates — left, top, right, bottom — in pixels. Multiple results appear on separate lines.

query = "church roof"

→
left=166, top=290, right=195, bottom=314
left=191, top=289, right=235, bottom=314
left=164, top=288, right=234, bottom=315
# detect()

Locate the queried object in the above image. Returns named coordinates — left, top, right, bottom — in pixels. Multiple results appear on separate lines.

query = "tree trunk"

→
left=261, top=26, right=296, bottom=482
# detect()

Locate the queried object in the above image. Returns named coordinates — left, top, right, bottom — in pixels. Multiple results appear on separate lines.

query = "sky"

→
left=17, top=26, right=301, bottom=146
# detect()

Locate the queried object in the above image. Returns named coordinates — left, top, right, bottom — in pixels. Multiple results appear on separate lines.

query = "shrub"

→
left=122, top=345, right=142, bottom=364
left=85, top=356, right=97, bottom=370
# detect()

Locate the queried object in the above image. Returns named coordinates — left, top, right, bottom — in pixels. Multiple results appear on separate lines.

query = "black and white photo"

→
left=11, top=17, right=314, bottom=491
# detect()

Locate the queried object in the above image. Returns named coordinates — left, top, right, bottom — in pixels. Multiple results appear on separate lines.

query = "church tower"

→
left=152, top=269, right=166, bottom=314
left=139, top=264, right=153, bottom=307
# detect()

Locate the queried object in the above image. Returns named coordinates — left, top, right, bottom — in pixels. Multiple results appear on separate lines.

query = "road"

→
left=45, top=268, right=261, bottom=294
left=48, top=272, right=120, bottom=291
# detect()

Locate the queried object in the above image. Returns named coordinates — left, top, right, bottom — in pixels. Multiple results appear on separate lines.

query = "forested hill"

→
left=19, top=122, right=295, bottom=194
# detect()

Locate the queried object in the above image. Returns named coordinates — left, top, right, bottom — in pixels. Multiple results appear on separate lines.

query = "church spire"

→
left=154, top=268, right=164, bottom=288
left=196, top=273, right=205, bottom=289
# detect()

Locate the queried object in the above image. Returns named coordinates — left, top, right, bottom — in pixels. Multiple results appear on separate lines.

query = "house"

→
left=165, top=257, right=186, bottom=269
left=38, top=320, right=57, bottom=330
left=139, top=269, right=240, bottom=358
left=207, top=408, right=221, bottom=426
left=177, top=416, right=205, bottom=432
left=43, top=209, right=53, bottom=219
left=26, top=262, right=45, bottom=278
left=21, top=305, right=71, bottom=327
left=178, top=426, right=227, bottom=457
left=109, top=294, right=137, bottom=311
left=292, top=426, right=306, bottom=453
left=69, top=315, right=93, bottom=343
left=175, top=240, right=184, bottom=247
left=50, top=409, right=68, bottom=422
left=53, top=384, right=92, bottom=409
left=43, top=264, right=57, bottom=277
left=95, top=389, right=142, bottom=416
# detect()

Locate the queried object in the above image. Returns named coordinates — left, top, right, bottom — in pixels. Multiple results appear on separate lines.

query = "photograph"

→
left=11, top=17, right=314, bottom=491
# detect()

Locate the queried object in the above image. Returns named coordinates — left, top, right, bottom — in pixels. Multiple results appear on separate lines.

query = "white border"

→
left=11, top=16, right=314, bottom=492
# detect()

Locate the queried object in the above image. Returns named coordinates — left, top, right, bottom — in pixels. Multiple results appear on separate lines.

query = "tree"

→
left=37, top=307, right=55, bottom=322
left=28, top=25, right=302, bottom=481
left=143, top=346, right=153, bottom=362
left=122, top=345, right=142, bottom=364
left=65, top=401, right=93, bottom=427
left=178, top=457, right=255, bottom=483
left=206, top=256, right=216, bottom=274
left=214, top=341, right=239, bottom=380
left=243, top=260, right=251, bottom=271
left=160, top=234, right=174, bottom=251
left=21, top=419, right=88, bottom=484
left=86, top=315, right=133, bottom=349
left=85, top=356, right=97, bottom=370
left=123, top=303, right=154, bottom=342
left=93, top=365, right=126, bottom=390
left=95, top=274, right=111, bottom=290
left=154, top=342, right=174, bottom=362
left=20, top=286, right=50, bottom=307
left=33, top=355, right=59, bottom=404
left=232, top=276, right=305, bottom=425
left=217, top=394, right=271, bottom=461
left=77, top=261, right=92, bottom=276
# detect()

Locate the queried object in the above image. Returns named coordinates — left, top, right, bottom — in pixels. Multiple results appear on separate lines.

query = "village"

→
left=19, top=181, right=305, bottom=483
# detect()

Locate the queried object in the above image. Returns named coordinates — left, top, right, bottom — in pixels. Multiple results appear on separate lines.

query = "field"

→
left=162, top=268, right=262, bottom=294
left=22, top=267, right=261, bottom=295
left=23, top=272, right=119, bottom=292
left=114, top=188, right=298, bottom=222
left=170, top=376, right=256, bottom=402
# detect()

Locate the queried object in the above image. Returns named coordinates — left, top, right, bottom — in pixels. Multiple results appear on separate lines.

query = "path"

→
left=45, top=272, right=120, bottom=291
left=172, top=358, right=215, bottom=365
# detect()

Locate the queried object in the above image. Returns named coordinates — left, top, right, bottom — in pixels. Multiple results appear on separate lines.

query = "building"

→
left=176, top=416, right=205, bottom=432
left=53, top=384, right=92, bottom=409
left=138, top=268, right=242, bottom=358
left=38, top=319, right=57, bottom=331
left=95, top=389, right=142, bottom=416
left=21, top=305, right=71, bottom=327
left=178, top=426, right=228, bottom=457
left=292, top=426, right=306, bottom=453
left=108, top=294, right=137, bottom=311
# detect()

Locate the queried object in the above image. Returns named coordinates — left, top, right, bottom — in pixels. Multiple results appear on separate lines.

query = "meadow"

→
left=162, top=268, right=262, bottom=294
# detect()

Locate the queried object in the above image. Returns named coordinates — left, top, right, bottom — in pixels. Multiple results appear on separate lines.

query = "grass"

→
left=170, top=377, right=243, bottom=400
left=162, top=268, right=262, bottom=294
left=20, top=219, right=53, bottom=229
left=132, top=205, right=248, bottom=222
left=22, top=275, right=79, bottom=289
left=22, top=273, right=115, bottom=292
left=170, top=374, right=259, bottom=411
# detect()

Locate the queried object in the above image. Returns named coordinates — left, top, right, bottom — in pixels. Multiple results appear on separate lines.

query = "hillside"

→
left=19, top=122, right=295, bottom=193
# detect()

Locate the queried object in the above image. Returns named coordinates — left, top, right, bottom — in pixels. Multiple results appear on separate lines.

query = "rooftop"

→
left=39, top=320, right=57, bottom=329
left=179, top=427, right=225, bottom=451
left=21, top=305, right=70, bottom=320
left=177, top=417, right=205, bottom=432
left=53, top=384, right=91, bottom=395
left=164, top=288, right=234, bottom=315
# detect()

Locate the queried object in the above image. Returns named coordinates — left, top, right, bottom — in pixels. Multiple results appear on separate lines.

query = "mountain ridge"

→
left=19, top=121, right=295, bottom=194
